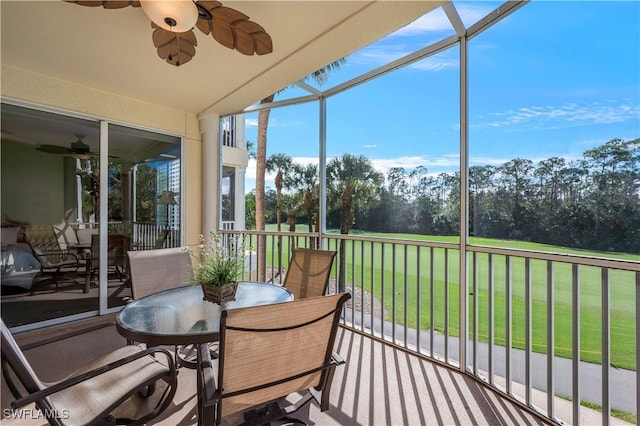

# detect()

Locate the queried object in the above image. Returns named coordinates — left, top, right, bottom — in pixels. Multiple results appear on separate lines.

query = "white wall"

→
left=1, top=65, right=204, bottom=249
left=0, top=140, right=65, bottom=224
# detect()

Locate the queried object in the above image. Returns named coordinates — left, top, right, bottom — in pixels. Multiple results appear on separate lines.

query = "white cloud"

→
left=351, top=45, right=411, bottom=66
left=362, top=144, right=378, bottom=148
left=347, top=3, right=492, bottom=71
left=410, top=56, right=458, bottom=72
left=478, top=101, right=640, bottom=130
left=393, top=8, right=453, bottom=35
left=244, top=117, right=300, bottom=128
left=367, top=155, right=460, bottom=177
left=351, top=44, right=458, bottom=72
left=391, top=4, right=494, bottom=36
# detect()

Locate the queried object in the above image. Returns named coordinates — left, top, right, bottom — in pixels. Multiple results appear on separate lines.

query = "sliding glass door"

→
left=0, top=103, right=181, bottom=327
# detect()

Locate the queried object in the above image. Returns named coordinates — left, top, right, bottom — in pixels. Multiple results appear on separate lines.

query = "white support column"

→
left=458, top=33, right=469, bottom=373
left=235, top=166, right=246, bottom=230
left=199, top=112, right=221, bottom=237
left=236, top=113, right=246, bottom=150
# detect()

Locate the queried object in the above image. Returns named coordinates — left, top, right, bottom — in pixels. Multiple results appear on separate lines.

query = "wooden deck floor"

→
left=0, top=315, right=559, bottom=425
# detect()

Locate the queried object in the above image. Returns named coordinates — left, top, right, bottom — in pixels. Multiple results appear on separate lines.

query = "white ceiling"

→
left=1, top=1, right=444, bottom=116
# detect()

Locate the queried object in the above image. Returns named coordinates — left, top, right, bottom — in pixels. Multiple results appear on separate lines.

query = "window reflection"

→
left=0, top=104, right=182, bottom=325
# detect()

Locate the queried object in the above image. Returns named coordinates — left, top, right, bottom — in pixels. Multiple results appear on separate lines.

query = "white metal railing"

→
left=221, top=229, right=639, bottom=425
left=131, top=222, right=179, bottom=249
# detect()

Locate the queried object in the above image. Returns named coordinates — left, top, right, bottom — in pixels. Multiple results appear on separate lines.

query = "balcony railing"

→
left=131, top=222, right=180, bottom=249
left=221, top=229, right=639, bottom=426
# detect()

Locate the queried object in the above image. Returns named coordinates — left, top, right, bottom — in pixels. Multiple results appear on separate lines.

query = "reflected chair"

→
left=25, top=225, right=83, bottom=289
left=206, top=292, right=351, bottom=425
left=153, top=229, right=170, bottom=249
left=282, top=248, right=337, bottom=299
left=0, top=318, right=177, bottom=426
left=90, top=234, right=131, bottom=283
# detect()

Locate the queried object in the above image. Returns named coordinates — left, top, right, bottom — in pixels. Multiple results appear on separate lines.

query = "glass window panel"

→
left=1, top=103, right=100, bottom=326
left=107, top=124, right=181, bottom=309
left=468, top=1, right=640, bottom=256
left=0, top=105, right=183, bottom=323
left=326, top=47, right=461, bottom=243
left=244, top=101, right=321, bottom=231
left=303, top=5, right=456, bottom=92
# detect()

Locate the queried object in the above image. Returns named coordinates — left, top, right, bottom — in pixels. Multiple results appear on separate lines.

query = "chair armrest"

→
left=11, top=346, right=175, bottom=409
left=201, top=344, right=218, bottom=407
left=331, top=351, right=345, bottom=366
left=35, top=250, right=79, bottom=261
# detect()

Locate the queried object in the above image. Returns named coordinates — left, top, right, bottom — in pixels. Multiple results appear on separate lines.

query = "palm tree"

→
left=266, top=153, right=294, bottom=232
left=291, top=163, right=320, bottom=233
left=327, top=154, right=383, bottom=234
left=327, top=154, right=383, bottom=291
left=254, top=58, right=346, bottom=280
left=266, top=153, right=294, bottom=272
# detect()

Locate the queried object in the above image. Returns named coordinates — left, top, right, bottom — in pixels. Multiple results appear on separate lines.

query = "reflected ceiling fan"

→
left=36, top=135, right=118, bottom=160
left=64, top=0, right=273, bottom=66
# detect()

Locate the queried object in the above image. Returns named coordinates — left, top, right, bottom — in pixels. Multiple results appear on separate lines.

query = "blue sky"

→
left=243, top=1, right=640, bottom=192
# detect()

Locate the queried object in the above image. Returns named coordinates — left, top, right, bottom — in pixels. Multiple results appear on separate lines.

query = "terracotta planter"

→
left=201, top=282, right=238, bottom=304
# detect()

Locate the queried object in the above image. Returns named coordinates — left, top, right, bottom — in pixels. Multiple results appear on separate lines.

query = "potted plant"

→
left=189, top=232, right=244, bottom=304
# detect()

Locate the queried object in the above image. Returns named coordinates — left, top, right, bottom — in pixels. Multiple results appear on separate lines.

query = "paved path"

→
left=343, top=311, right=637, bottom=415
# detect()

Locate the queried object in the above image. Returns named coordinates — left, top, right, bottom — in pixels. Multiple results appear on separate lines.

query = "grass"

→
left=258, top=226, right=638, bottom=371
left=557, top=394, right=637, bottom=424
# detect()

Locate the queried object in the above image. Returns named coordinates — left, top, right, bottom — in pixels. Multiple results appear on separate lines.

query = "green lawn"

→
left=259, top=226, right=638, bottom=370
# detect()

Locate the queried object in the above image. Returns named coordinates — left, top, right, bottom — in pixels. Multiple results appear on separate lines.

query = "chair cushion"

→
left=47, top=345, right=170, bottom=426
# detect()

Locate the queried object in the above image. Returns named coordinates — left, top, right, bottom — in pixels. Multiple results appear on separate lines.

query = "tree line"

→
left=246, top=138, right=639, bottom=254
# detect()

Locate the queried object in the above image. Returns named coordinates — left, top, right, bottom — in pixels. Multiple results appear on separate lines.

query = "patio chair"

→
left=206, top=292, right=351, bottom=425
left=127, top=247, right=205, bottom=368
left=127, top=247, right=193, bottom=300
left=0, top=318, right=177, bottom=426
left=281, top=248, right=337, bottom=299
left=25, top=224, right=83, bottom=289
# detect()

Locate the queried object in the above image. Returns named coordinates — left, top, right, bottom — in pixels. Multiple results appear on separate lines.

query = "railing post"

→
left=338, top=238, right=346, bottom=293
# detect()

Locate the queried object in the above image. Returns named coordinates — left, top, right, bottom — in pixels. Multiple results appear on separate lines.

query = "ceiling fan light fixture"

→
left=140, top=0, right=198, bottom=33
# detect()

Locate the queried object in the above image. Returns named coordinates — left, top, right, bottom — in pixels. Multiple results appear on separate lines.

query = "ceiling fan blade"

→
left=234, top=21, right=272, bottom=55
left=71, top=153, right=92, bottom=160
left=152, top=26, right=197, bottom=66
left=196, top=1, right=272, bottom=55
left=195, top=0, right=221, bottom=36
left=64, top=1, right=140, bottom=9
left=65, top=0, right=272, bottom=65
left=36, top=145, right=73, bottom=155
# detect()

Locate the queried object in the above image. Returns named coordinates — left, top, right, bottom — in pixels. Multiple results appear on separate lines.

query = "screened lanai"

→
left=221, top=2, right=639, bottom=425
left=1, top=1, right=638, bottom=425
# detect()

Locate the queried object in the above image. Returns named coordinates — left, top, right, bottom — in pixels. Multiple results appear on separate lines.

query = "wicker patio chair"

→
left=0, top=318, right=177, bottom=426
left=282, top=248, right=337, bottom=299
left=206, top=292, right=351, bottom=425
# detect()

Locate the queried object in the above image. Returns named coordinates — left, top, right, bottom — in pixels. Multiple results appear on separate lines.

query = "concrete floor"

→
left=0, top=315, right=627, bottom=425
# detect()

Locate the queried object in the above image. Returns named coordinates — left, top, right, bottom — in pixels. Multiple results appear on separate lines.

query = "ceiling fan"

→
left=36, top=135, right=116, bottom=160
left=64, top=0, right=273, bottom=66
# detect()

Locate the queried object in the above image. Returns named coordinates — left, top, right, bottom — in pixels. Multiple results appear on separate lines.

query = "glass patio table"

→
left=116, top=281, right=293, bottom=425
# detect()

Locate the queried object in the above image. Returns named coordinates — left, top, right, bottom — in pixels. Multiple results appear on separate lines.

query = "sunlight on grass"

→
left=557, top=394, right=638, bottom=424
left=261, top=227, right=638, bottom=370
